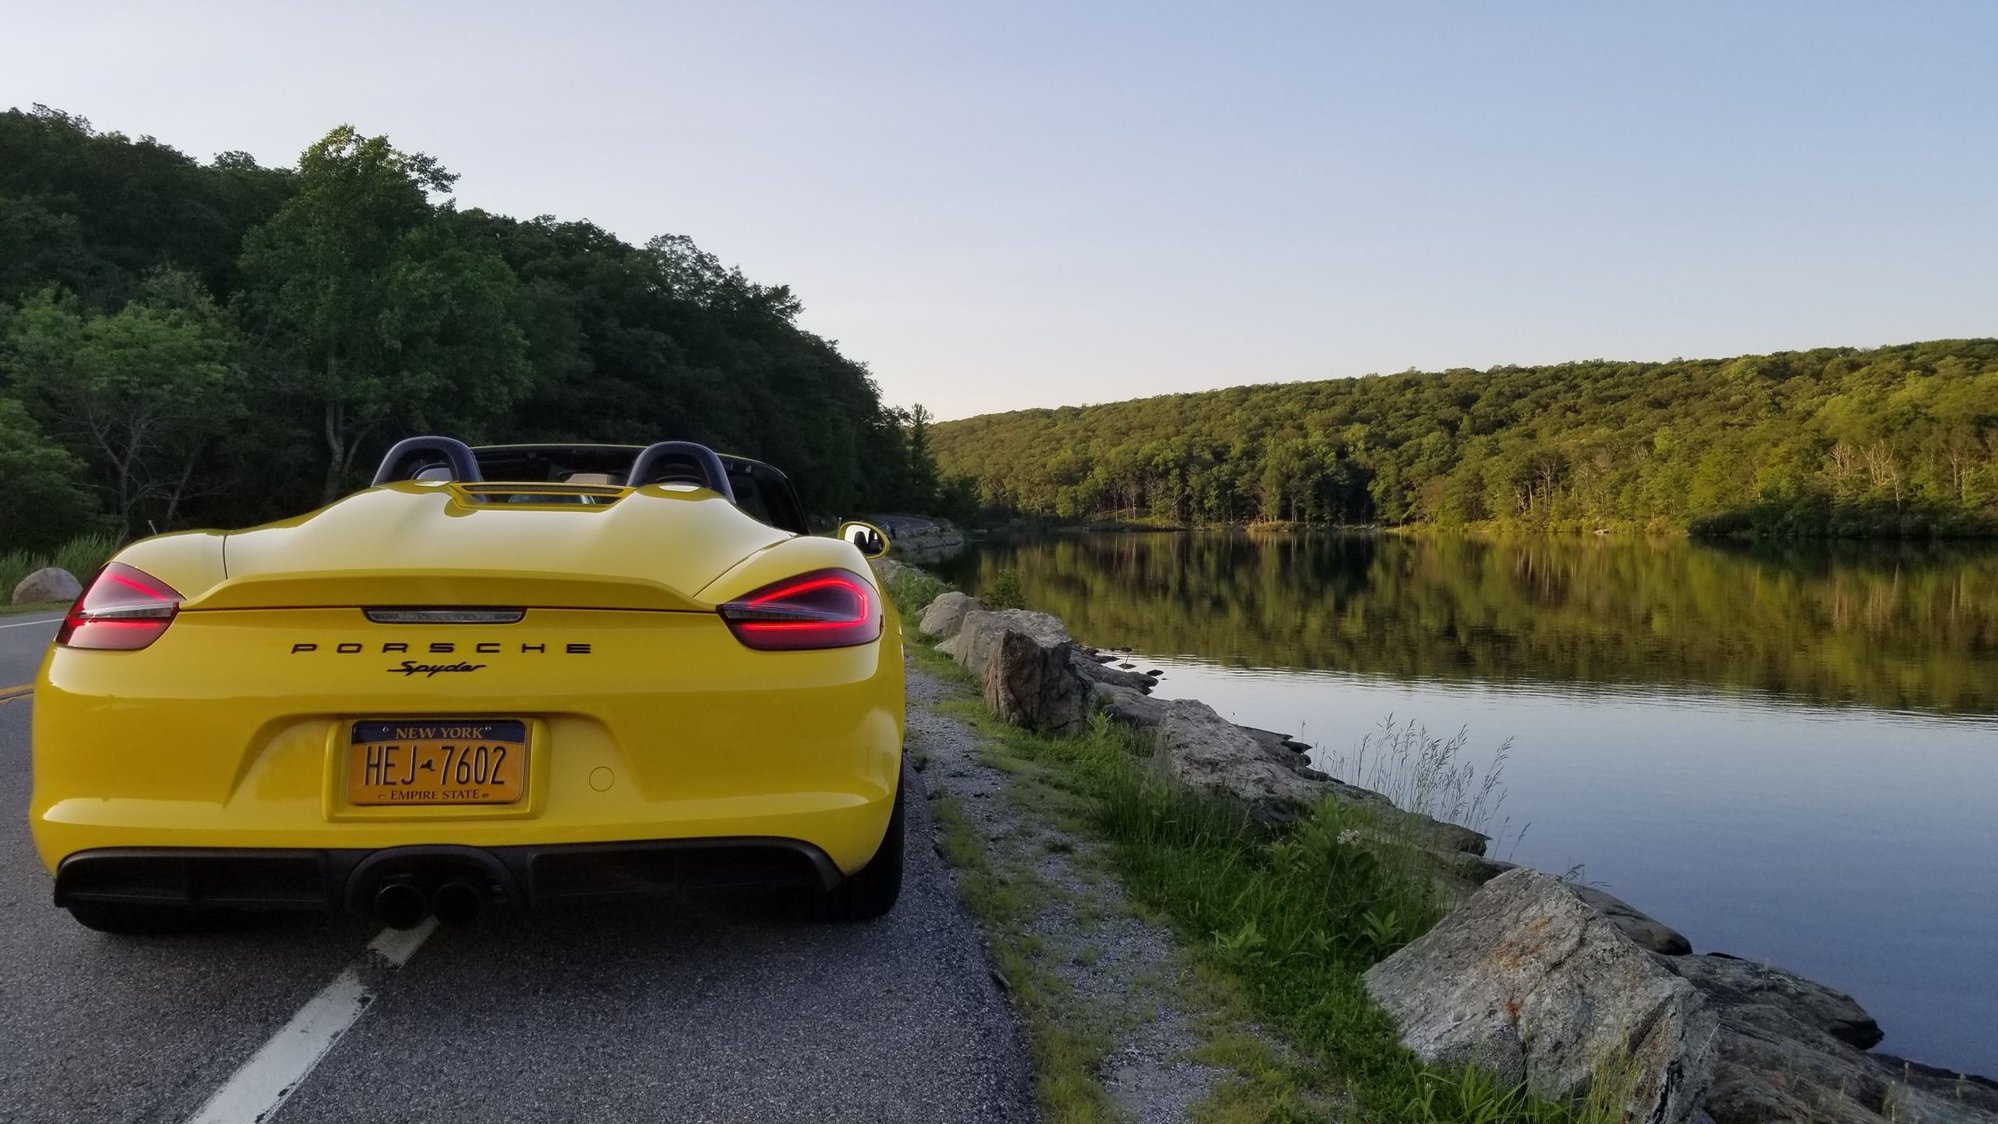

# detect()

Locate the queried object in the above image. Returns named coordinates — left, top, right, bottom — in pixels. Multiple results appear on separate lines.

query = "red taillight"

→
left=56, top=563, right=182, bottom=651
left=718, top=568, right=882, bottom=651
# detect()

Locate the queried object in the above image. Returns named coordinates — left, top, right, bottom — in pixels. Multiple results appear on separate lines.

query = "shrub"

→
left=883, top=565, right=951, bottom=618
left=983, top=567, right=1027, bottom=609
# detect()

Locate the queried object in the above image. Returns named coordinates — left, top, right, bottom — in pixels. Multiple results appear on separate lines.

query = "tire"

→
left=819, top=767, right=906, bottom=922
left=64, top=900, right=203, bottom=935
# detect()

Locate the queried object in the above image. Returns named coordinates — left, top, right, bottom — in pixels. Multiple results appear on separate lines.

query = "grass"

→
left=0, top=533, right=119, bottom=606
left=882, top=563, right=952, bottom=619
left=910, top=623, right=1614, bottom=1124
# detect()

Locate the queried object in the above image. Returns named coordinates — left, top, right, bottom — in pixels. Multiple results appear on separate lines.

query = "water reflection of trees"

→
left=935, top=533, right=1998, bottom=715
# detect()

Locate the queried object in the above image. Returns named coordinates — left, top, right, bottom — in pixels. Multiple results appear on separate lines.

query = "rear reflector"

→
left=718, top=568, right=881, bottom=651
left=57, top=563, right=182, bottom=651
left=364, top=608, right=526, bottom=624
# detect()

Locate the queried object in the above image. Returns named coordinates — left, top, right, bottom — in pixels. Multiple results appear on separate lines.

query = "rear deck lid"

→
left=192, top=482, right=790, bottom=611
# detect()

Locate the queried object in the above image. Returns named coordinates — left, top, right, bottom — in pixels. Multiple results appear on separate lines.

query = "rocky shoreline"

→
left=889, top=563, right=1998, bottom=1124
left=857, top=516, right=966, bottom=565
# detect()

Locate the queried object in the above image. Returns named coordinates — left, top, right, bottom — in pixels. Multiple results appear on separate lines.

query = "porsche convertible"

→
left=30, top=437, right=906, bottom=933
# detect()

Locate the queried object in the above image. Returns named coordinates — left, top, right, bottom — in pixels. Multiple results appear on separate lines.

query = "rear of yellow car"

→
left=30, top=479, right=906, bottom=933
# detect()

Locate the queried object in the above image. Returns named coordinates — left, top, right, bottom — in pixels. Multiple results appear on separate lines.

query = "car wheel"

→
left=64, top=900, right=203, bottom=935
left=819, top=767, right=906, bottom=922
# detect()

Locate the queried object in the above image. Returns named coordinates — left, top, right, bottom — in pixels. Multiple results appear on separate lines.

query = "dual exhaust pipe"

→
left=373, top=878, right=486, bottom=929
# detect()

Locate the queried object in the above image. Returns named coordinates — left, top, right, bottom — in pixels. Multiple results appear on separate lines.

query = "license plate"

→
left=347, top=719, right=528, bottom=806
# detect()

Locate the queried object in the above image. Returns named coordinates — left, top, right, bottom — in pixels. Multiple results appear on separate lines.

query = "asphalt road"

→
left=0, top=631, right=1034, bottom=1124
left=0, top=611, right=61, bottom=691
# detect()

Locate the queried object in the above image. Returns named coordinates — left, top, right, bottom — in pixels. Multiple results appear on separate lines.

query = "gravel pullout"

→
left=908, top=667, right=1237, bottom=1122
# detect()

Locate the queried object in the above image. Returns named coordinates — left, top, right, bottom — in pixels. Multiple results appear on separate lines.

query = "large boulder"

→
left=1363, top=867, right=1717, bottom=1124
left=1664, top=953, right=1997, bottom=1124
left=1069, top=650, right=1157, bottom=693
left=12, top=566, right=81, bottom=605
left=917, top=591, right=983, bottom=640
left=1152, top=699, right=1338, bottom=824
left=1665, top=953, right=1879, bottom=1049
left=983, top=630, right=1090, bottom=735
left=1570, top=884, right=1693, bottom=957
left=1238, top=725, right=1311, bottom=755
left=1092, top=681, right=1177, bottom=728
left=1459, top=861, right=1688, bottom=955
left=1697, top=1002, right=1998, bottom=1124
left=940, top=609, right=1072, bottom=680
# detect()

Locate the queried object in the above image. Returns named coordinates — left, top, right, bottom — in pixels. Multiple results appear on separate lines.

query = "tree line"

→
left=0, top=105, right=945, bottom=552
left=935, top=533, right=1998, bottom=714
left=930, top=340, right=1998, bottom=537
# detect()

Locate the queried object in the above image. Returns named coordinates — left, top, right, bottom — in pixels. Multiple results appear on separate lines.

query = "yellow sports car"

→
left=31, top=437, right=905, bottom=933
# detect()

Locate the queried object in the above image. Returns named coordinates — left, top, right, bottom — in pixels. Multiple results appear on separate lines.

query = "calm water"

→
left=934, top=533, right=1998, bottom=1074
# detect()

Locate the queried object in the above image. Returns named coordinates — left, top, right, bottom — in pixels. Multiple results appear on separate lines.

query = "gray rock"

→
left=1667, top=952, right=1998, bottom=1124
left=1238, top=725, right=1310, bottom=754
left=1702, top=1002, right=1892, bottom=1124
left=1459, top=863, right=1682, bottom=951
left=1664, top=953, right=1879, bottom=1049
left=1097, top=686, right=1484, bottom=850
left=1871, top=1057, right=1998, bottom=1122
left=1698, top=1002, right=1998, bottom=1124
left=1569, top=883, right=1693, bottom=956
left=917, top=591, right=983, bottom=640
left=870, top=557, right=911, bottom=588
left=1152, top=700, right=1340, bottom=824
left=12, top=566, right=81, bottom=605
left=983, top=630, right=1090, bottom=736
left=1091, top=682, right=1178, bottom=728
left=940, top=609, right=1072, bottom=680
left=1363, top=868, right=1717, bottom=1124
left=1071, top=651, right=1157, bottom=694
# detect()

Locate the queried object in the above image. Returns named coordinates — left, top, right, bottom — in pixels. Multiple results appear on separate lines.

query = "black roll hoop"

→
left=371, top=436, right=484, bottom=486
left=628, top=441, right=736, bottom=502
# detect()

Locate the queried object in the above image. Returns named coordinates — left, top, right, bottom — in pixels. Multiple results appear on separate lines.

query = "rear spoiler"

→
left=182, top=571, right=709, bottom=613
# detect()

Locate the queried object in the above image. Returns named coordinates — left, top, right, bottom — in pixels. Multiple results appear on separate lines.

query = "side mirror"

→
left=839, top=520, right=890, bottom=559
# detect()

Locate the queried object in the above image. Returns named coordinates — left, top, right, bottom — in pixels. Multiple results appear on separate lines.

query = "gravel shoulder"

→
left=907, top=664, right=1305, bottom=1122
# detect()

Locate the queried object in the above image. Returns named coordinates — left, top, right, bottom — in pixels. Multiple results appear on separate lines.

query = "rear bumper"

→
left=31, top=605, right=907, bottom=877
left=56, top=839, right=841, bottom=915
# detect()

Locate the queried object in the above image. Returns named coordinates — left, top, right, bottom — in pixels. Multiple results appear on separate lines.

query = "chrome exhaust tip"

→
left=374, top=882, right=428, bottom=930
left=429, top=879, right=484, bottom=926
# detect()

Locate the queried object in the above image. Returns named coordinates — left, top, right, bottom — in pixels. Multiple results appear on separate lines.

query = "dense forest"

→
left=931, top=340, right=1998, bottom=537
left=0, top=105, right=942, bottom=552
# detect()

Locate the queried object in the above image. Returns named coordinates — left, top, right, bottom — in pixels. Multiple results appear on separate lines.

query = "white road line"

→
left=0, top=616, right=62, bottom=630
left=187, top=918, right=438, bottom=1124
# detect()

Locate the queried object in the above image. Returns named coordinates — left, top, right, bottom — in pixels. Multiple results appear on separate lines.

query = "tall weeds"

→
left=1, top=533, right=119, bottom=602
left=1323, top=715, right=1515, bottom=838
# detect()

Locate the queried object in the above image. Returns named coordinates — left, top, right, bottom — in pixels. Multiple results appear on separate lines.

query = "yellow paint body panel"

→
left=30, top=484, right=905, bottom=880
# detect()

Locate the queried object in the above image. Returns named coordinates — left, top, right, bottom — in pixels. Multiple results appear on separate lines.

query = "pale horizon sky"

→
left=5, top=2, right=1994, bottom=420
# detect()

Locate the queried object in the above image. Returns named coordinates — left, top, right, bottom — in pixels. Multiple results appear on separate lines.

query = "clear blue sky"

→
left=6, top=2, right=1994, bottom=419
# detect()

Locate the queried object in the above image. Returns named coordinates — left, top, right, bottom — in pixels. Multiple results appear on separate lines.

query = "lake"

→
left=932, top=532, right=1998, bottom=1075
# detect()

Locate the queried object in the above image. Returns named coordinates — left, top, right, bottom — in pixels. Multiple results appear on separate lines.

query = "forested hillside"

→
left=931, top=341, right=1998, bottom=536
left=0, top=106, right=937, bottom=552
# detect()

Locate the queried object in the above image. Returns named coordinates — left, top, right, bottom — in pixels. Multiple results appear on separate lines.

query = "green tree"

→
left=7, top=273, right=241, bottom=533
left=905, top=403, right=941, bottom=509
left=0, top=396, right=98, bottom=551
left=237, top=126, right=529, bottom=500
